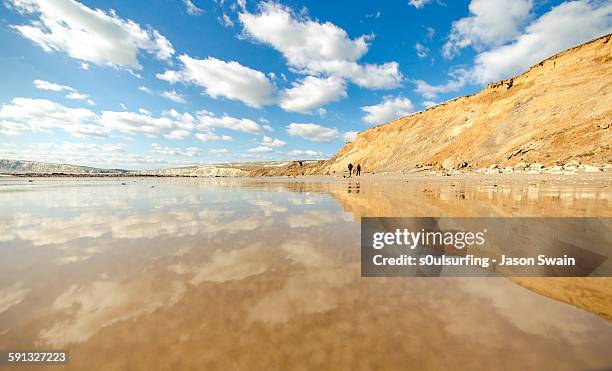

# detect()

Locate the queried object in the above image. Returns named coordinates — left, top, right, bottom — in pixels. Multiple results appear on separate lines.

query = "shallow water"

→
left=0, top=176, right=610, bottom=370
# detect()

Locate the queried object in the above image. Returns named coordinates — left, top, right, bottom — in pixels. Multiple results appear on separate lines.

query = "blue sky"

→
left=0, top=0, right=610, bottom=169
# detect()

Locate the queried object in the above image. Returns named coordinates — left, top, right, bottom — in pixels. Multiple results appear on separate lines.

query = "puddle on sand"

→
left=0, top=176, right=610, bottom=370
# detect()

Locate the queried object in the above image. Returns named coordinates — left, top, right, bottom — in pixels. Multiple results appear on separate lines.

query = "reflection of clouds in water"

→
left=287, top=210, right=352, bottom=228
left=167, top=239, right=357, bottom=325
left=38, top=277, right=185, bottom=347
left=0, top=184, right=138, bottom=211
left=0, top=282, right=30, bottom=314
left=249, top=199, right=288, bottom=216
left=248, top=241, right=355, bottom=324
left=452, top=279, right=607, bottom=343
left=0, top=209, right=259, bottom=249
left=189, top=244, right=271, bottom=284
left=288, top=194, right=324, bottom=205
left=0, top=213, right=110, bottom=245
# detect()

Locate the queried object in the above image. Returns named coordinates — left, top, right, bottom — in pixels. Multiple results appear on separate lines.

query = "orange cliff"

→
left=251, top=34, right=611, bottom=177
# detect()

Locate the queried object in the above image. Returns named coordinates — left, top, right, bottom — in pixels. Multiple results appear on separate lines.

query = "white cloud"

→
left=139, top=86, right=187, bottom=104
left=425, top=26, right=436, bottom=40
left=442, top=0, right=533, bottom=59
left=33, top=79, right=74, bottom=92
left=6, top=0, right=174, bottom=70
left=287, top=149, right=326, bottom=158
left=413, top=68, right=469, bottom=99
left=361, top=96, right=414, bottom=125
left=79, top=62, right=89, bottom=70
left=195, top=132, right=233, bottom=142
left=286, top=123, right=341, bottom=143
left=279, top=75, right=346, bottom=113
left=247, top=145, right=273, bottom=153
left=157, top=55, right=276, bottom=107
left=219, top=13, right=234, bottom=27
left=138, top=86, right=154, bottom=94
left=151, top=143, right=200, bottom=157
left=210, top=148, right=229, bottom=155
left=414, top=0, right=611, bottom=101
left=342, top=131, right=358, bottom=142
left=0, top=97, right=106, bottom=137
left=409, top=0, right=434, bottom=9
left=0, top=141, right=174, bottom=169
left=0, top=97, right=204, bottom=141
left=239, top=2, right=402, bottom=89
left=160, top=90, right=187, bottom=104
left=422, top=100, right=438, bottom=108
left=415, top=42, right=429, bottom=59
left=65, top=92, right=86, bottom=100
left=239, top=2, right=368, bottom=72
left=65, top=92, right=95, bottom=105
left=99, top=109, right=195, bottom=140
left=262, top=124, right=273, bottom=132
left=183, top=0, right=203, bottom=16
left=34, top=79, right=95, bottom=104
left=470, top=0, right=612, bottom=84
left=261, top=135, right=287, bottom=147
left=197, top=111, right=263, bottom=134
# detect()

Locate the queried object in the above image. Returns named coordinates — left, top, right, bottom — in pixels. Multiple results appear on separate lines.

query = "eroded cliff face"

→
left=321, top=34, right=611, bottom=174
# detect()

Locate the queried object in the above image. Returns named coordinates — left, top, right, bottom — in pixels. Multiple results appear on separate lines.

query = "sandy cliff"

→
left=286, top=34, right=611, bottom=176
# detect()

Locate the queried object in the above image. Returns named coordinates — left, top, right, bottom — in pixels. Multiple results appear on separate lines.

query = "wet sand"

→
left=0, top=174, right=610, bottom=370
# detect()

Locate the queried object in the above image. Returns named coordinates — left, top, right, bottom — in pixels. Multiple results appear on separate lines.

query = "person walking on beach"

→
left=356, top=163, right=361, bottom=176
left=347, top=163, right=353, bottom=177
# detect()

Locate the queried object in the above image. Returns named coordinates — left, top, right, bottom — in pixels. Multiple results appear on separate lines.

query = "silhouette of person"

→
left=356, top=163, right=361, bottom=176
left=347, top=163, right=353, bottom=177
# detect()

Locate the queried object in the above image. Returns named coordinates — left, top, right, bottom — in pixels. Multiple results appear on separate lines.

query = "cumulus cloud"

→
left=195, top=132, right=233, bottom=142
left=33, top=79, right=74, bottom=92
left=422, top=100, right=438, bottom=109
left=65, top=92, right=95, bottom=105
left=219, top=13, right=234, bottom=27
left=442, top=0, right=533, bottom=59
left=418, top=0, right=611, bottom=99
left=412, top=68, right=470, bottom=99
left=183, top=0, right=203, bottom=16
left=279, top=76, right=347, bottom=113
left=159, top=90, right=187, bottom=104
left=210, top=148, right=229, bottom=155
left=157, top=55, right=276, bottom=108
left=139, top=86, right=187, bottom=104
left=0, top=141, right=173, bottom=169
left=151, top=143, right=200, bottom=157
left=285, top=123, right=354, bottom=143
left=361, top=96, right=414, bottom=125
left=100, top=109, right=195, bottom=140
left=6, top=0, right=174, bottom=70
left=342, top=131, right=358, bottom=142
left=470, top=0, right=612, bottom=84
left=34, top=79, right=95, bottom=105
left=409, top=0, right=434, bottom=9
left=239, top=2, right=402, bottom=89
left=287, top=149, right=326, bottom=159
left=197, top=111, right=263, bottom=134
left=247, top=145, right=273, bottom=153
left=415, top=42, right=429, bottom=59
left=261, top=135, right=287, bottom=147
left=0, top=97, right=105, bottom=137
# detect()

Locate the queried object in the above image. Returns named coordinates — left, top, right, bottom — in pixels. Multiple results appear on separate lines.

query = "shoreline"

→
left=2, top=168, right=611, bottom=182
